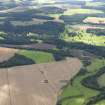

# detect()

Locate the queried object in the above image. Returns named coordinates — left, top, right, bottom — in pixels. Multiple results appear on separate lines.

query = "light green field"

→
left=96, top=100, right=105, bottom=105
left=87, top=58, right=105, bottom=72
left=18, top=50, right=55, bottom=63
left=61, top=76, right=99, bottom=105
left=98, top=73, right=105, bottom=87
left=63, top=31, right=105, bottom=46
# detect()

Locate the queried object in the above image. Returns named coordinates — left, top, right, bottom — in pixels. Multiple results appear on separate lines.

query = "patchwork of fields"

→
left=0, top=0, right=105, bottom=105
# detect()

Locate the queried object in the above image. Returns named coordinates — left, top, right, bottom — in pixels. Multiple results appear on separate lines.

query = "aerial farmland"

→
left=0, top=57, right=82, bottom=105
left=0, top=0, right=105, bottom=105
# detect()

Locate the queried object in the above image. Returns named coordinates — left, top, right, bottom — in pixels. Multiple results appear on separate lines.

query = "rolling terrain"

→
left=0, top=0, right=105, bottom=105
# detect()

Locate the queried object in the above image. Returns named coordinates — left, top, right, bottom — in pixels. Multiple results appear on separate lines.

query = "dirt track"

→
left=0, top=47, right=18, bottom=63
left=0, top=58, right=82, bottom=105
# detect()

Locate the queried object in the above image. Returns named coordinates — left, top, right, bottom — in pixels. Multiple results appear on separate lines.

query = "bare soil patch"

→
left=0, top=58, right=82, bottom=105
left=0, top=47, right=18, bottom=63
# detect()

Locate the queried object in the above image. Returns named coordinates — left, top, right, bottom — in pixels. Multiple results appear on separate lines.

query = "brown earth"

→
left=0, top=47, right=18, bottom=63
left=0, top=43, right=56, bottom=51
left=0, top=58, right=82, bottom=105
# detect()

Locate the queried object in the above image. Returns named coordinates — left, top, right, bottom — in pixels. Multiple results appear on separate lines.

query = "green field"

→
left=87, top=58, right=105, bottom=72
left=0, top=50, right=55, bottom=68
left=98, top=73, right=105, bottom=87
left=62, top=30, right=105, bottom=46
left=18, top=50, right=55, bottom=63
left=60, top=58, right=105, bottom=105
left=96, top=100, right=105, bottom=105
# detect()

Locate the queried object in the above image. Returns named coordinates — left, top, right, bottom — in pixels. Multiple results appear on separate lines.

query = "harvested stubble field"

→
left=0, top=58, right=82, bottom=105
left=0, top=47, right=18, bottom=63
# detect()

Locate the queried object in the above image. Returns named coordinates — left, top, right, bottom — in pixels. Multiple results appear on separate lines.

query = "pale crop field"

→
left=0, top=58, right=82, bottom=105
left=83, top=17, right=105, bottom=24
